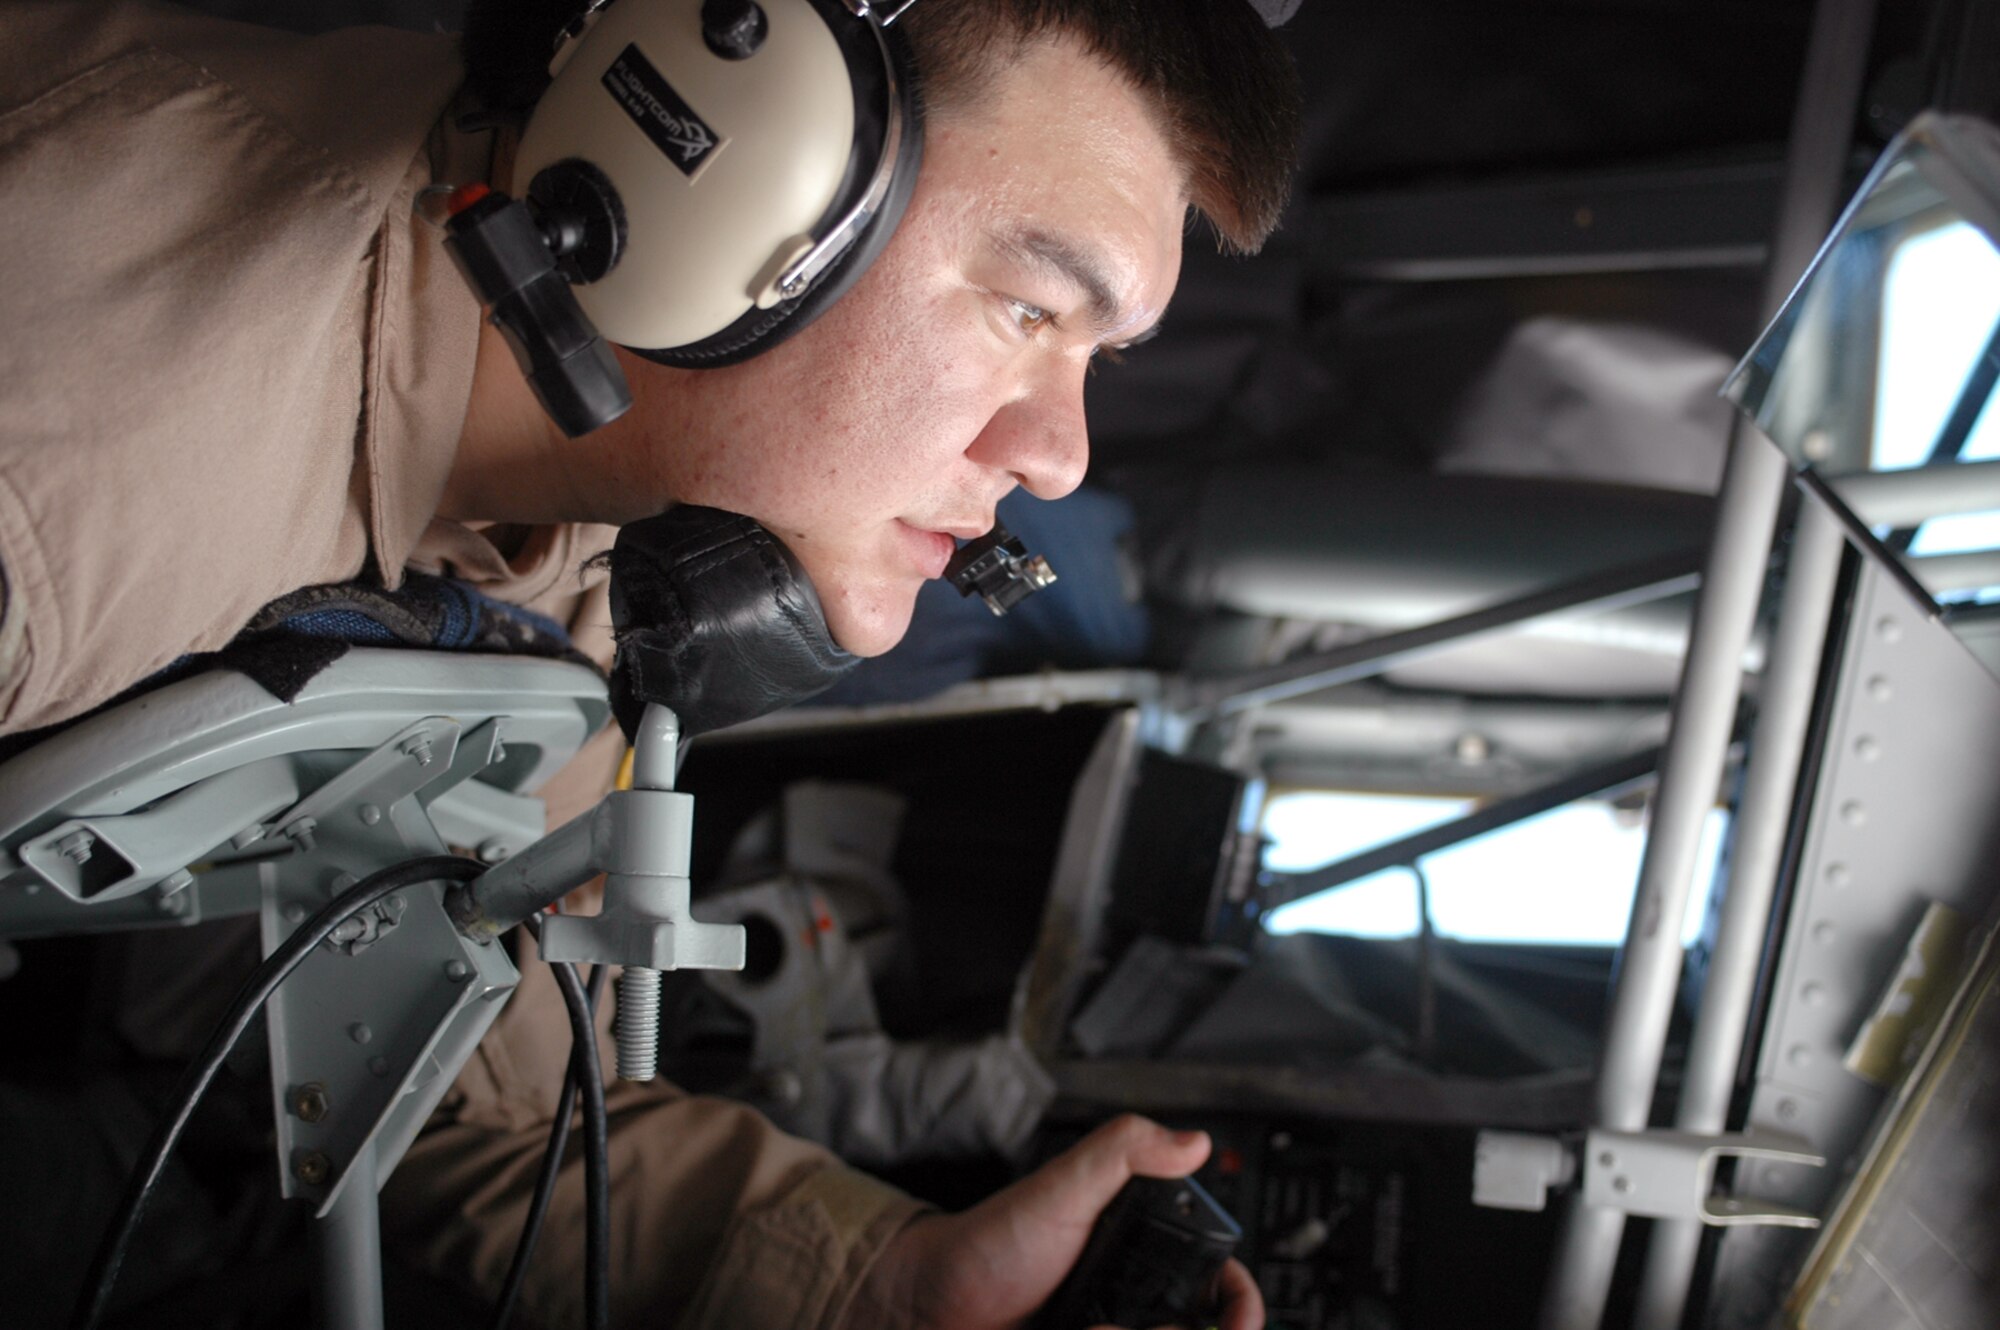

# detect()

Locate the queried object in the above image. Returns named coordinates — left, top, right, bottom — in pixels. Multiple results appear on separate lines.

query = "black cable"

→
left=69, top=854, right=484, bottom=1330
left=491, top=955, right=605, bottom=1330
left=548, top=958, right=611, bottom=1330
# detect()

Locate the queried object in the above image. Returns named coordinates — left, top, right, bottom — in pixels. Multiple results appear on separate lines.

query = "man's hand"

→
left=846, top=1114, right=1264, bottom=1330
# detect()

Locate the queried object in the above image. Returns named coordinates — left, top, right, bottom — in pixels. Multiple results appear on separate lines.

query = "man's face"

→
left=624, top=37, right=1187, bottom=655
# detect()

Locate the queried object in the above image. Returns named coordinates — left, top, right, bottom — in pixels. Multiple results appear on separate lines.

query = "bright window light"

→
left=1261, top=790, right=1725, bottom=947
left=1872, top=221, right=2000, bottom=472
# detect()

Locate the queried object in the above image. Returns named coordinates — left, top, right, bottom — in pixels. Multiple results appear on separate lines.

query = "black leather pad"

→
left=605, top=505, right=858, bottom=738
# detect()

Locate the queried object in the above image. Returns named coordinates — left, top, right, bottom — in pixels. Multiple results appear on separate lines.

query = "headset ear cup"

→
left=627, top=5, right=924, bottom=368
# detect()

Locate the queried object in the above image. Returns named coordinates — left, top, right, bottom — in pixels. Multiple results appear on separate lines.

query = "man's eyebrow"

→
left=986, top=226, right=1145, bottom=341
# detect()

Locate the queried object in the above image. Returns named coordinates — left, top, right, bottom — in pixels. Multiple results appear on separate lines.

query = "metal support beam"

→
left=1634, top=499, right=1846, bottom=1330
left=316, top=1138, right=385, bottom=1330
left=1308, top=157, right=1784, bottom=282
left=1259, top=745, right=1663, bottom=912
left=1831, top=457, right=2000, bottom=526
left=1537, top=0, right=1882, bottom=1321
left=1179, top=552, right=1701, bottom=720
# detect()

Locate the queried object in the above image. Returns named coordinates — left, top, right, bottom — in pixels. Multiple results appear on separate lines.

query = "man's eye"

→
left=1006, top=299, right=1051, bottom=336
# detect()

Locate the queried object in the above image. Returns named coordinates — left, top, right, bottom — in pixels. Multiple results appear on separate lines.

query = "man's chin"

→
left=818, top=579, right=921, bottom=659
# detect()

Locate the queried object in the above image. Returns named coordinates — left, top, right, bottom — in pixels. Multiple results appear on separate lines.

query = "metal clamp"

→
left=1473, top=1127, right=1826, bottom=1228
left=1583, top=1127, right=1825, bottom=1227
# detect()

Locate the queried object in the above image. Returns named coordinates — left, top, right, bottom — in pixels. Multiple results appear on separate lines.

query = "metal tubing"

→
left=1538, top=434, right=1790, bottom=1330
left=1260, top=745, right=1663, bottom=911
left=454, top=808, right=599, bottom=940
left=1632, top=499, right=1846, bottom=1330
left=1831, top=457, right=2000, bottom=527
left=316, top=1138, right=385, bottom=1330
left=1184, top=552, right=1702, bottom=719
left=630, top=704, right=679, bottom=792
left=1911, top=547, right=2000, bottom=595
left=1539, top=0, right=1878, bottom=1319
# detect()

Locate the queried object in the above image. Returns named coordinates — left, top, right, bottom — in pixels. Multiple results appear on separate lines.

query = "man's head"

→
left=457, top=0, right=1300, bottom=655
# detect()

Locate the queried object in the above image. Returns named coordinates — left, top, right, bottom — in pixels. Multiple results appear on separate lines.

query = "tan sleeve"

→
left=384, top=1082, right=929, bottom=1330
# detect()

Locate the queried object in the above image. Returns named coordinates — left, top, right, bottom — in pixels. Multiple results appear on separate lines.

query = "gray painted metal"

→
left=1635, top=497, right=1846, bottom=1330
left=1706, top=556, right=2000, bottom=1329
left=316, top=1138, right=386, bottom=1330
left=1832, top=457, right=2000, bottom=526
left=1309, top=156, right=1783, bottom=282
left=1181, top=551, right=1702, bottom=719
left=1536, top=0, right=1881, bottom=1317
left=1538, top=433, right=1791, bottom=1330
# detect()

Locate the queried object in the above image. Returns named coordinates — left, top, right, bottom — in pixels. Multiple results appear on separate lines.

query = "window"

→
left=1261, top=789, right=1724, bottom=947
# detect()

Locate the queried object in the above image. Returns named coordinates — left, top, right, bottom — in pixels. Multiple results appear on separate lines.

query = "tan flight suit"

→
left=0, top=4, right=927, bottom=1326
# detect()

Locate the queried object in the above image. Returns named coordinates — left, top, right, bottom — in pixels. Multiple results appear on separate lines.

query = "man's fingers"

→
left=1006, top=1114, right=1213, bottom=1228
left=1215, top=1258, right=1265, bottom=1330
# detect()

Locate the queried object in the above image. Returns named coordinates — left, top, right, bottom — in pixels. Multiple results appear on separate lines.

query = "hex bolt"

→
left=294, top=1151, right=332, bottom=1186
left=55, top=830, right=95, bottom=864
left=291, top=1082, right=331, bottom=1123
left=402, top=735, right=435, bottom=767
left=617, top=966, right=663, bottom=1081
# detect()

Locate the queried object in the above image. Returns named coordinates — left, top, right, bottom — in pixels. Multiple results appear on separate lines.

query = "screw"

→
left=159, top=868, right=195, bottom=894
left=1612, top=1176, right=1632, bottom=1195
left=402, top=736, right=435, bottom=767
left=55, top=830, right=95, bottom=864
left=1826, top=863, right=1851, bottom=888
left=291, top=1082, right=331, bottom=1123
left=1867, top=675, right=1892, bottom=702
left=294, top=1151, right=332, bottom=1186
left=156, top=888, right=191, bottom=918
left=282, top=902, right=307, bottom=924
left=282, top=817, right=318, bottom=854
left=358, top=804, right=383, bottom=826
left=349, top=1023, right=373, bottom=1045
left=1876, top=616, right=1902, bottom=644
left=1855, top=736, right=1881, bottom=762
left=477, top=839, right=511, bottom=864
left=445, top=959, right=472, bottom=983
left=617, top=966, right=663, bottom=1080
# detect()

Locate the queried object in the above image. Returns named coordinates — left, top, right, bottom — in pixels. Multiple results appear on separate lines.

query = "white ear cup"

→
left=515, top=0, right=858, bottom=350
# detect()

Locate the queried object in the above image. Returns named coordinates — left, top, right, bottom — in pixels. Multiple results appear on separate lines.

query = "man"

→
left=0, top=1, right=1299, bottom=1325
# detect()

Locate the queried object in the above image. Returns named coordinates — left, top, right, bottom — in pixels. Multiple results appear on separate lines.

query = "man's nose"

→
left=970, top=374, right=1090, bottom=501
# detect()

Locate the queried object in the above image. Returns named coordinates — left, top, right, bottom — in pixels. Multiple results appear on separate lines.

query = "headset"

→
left=444, top=0, right=924, bottom=435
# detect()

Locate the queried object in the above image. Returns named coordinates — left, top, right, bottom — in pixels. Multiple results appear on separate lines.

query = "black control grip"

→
left=1037, top=1175, right=1243, bottom=1330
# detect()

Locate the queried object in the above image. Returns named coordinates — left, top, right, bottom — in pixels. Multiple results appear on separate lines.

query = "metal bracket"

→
left=14, top=757, right=299, bottom=904
left=1474, top=1127, right=1826, bottom=1228
left=1583, top=1127, right=1825, bottom=1228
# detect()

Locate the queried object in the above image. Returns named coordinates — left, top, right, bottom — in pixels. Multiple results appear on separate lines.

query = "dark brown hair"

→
left=462, top=0, right=1301, bottom=251
left=901, top=0, right=1301, bottom=253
